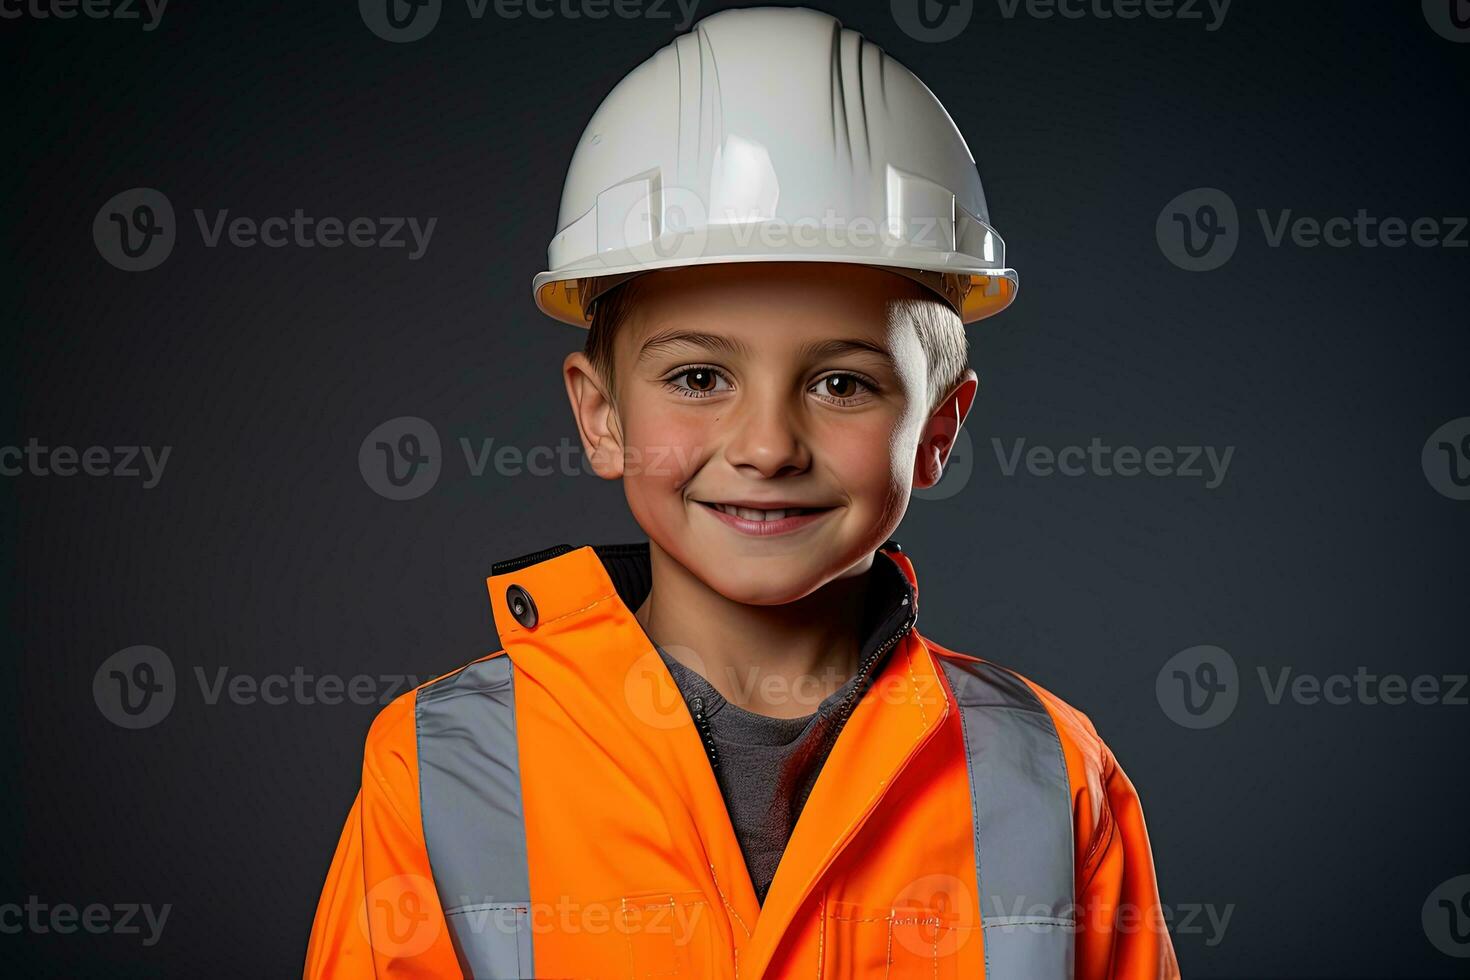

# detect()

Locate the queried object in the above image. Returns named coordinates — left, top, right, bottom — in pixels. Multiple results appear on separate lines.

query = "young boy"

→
left=306, top=7, right=1179, bottom=978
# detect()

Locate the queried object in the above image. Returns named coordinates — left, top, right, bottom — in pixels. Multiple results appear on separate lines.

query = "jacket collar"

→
left=486, top=539, right=917, bottom=649
left=483, top=540, right=949, bottom=979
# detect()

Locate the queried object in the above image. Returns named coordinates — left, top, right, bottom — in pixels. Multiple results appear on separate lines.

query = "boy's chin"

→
left=667, top=538, right=873, bottom=608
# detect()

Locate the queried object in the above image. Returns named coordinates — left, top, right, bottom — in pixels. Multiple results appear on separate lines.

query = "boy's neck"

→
left=634, top=540, right=876, bottom=720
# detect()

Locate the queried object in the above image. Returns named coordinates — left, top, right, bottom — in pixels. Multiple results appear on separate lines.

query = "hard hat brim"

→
left=532, top=241, right=1017, bottom=329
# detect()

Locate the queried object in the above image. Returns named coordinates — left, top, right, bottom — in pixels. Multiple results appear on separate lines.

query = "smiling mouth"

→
left=696, top=501, right=833, bottom=522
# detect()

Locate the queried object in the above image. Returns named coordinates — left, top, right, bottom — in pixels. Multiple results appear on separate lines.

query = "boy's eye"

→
left=664, top=366, right=732, bottom=398
left=812, top=373, right=875, bottom=402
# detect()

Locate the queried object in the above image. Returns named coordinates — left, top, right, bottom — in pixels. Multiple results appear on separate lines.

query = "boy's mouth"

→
left=694, top=500, right=835, bottom=524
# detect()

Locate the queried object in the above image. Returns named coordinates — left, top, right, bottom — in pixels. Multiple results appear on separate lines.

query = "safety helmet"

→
left=531, top=6, right=1018, bottom=328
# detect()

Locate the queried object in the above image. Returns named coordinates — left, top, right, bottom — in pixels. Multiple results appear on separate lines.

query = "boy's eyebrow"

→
left=797, top=337, right=896, bottom=365
left=637, top=331, right=895, bottom=366
left=637, top=330, right=752, bottom=361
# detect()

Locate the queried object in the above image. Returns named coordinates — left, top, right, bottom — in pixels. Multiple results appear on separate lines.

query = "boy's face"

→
left=564, top=262, right=977, bottom=605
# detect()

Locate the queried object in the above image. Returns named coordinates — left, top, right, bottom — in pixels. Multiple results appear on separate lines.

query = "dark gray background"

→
left=4, top=0, right=1467, bottom=976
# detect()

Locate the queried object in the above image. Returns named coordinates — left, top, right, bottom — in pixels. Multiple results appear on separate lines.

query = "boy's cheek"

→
left=621, top=415, right=710, bottom=487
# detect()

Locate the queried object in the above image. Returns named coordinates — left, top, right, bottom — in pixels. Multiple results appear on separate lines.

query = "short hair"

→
left=583, top=272, right=970, bottom=417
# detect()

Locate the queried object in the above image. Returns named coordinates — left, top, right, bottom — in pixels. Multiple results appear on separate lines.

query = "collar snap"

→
left=506, top=584, right=538, bottom=628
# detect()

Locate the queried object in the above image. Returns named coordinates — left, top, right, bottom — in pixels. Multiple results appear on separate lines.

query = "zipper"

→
left=689, top=595, right=917, bottom=776
left=490, top=543, right=574, bottom=576
left=690, top=695, right=720, bottom=771
left=829, top=596, right=917, bottom=740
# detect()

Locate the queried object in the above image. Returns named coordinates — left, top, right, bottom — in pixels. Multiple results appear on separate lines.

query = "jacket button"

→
left=506, top=584, right=538, bottom=628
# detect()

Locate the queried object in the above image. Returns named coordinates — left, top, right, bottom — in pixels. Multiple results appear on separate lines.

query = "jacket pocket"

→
left=617, top=889, right=714, bottom=979
left=821, top=898, right=980, bottom=980
left=443, top=902, right=532, bottom=979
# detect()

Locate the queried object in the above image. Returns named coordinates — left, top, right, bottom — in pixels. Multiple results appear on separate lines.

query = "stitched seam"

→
left=984, top=917, right=1072, bottom=929
left=905, top=642, right=927, bottom=727
left=497, top=591, right=616, bottom=637
left=816, top=891, right=825, bottom=980
left=622, top=896, right=635, bottom=980
left=884, top=909, right=893, bottom=979
left=444, top=903, right=528, bottom=915
left=707, top=862, right=751, bottom=941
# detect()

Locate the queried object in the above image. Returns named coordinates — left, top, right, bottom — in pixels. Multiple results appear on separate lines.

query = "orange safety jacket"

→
left=305, top=541, right=1180, bottom=979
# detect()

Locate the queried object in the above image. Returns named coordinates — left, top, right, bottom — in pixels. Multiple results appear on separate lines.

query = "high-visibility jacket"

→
left=305, top=541, right=1180, bottom=979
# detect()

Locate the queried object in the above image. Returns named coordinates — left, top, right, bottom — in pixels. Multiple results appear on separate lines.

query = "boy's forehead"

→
left=616, top=262, right=931, bottom=355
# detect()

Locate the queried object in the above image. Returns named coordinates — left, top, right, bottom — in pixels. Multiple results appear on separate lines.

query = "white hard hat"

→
left=532, top=6, right=1018, bottom=328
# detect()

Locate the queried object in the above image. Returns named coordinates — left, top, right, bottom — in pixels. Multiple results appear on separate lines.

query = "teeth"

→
left=714, top=504, right=805, bottom=521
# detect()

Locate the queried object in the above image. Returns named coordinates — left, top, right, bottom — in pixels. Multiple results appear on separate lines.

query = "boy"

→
left=306, top=7, right=1179, bottom=978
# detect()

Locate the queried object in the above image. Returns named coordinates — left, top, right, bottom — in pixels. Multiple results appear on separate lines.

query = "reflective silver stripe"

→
left=417, top=655, right=534, bottom=978
left=939, top=658, right=1075, bottom=978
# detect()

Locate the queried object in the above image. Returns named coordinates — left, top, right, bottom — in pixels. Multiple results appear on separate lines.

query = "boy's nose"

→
left=720, top=396, right=811, bottom=478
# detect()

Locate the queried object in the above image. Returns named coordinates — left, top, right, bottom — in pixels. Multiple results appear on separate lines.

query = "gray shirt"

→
left=652, top=557, right=915, bottom=905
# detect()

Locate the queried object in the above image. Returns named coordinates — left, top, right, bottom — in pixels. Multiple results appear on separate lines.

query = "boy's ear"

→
left=563, top=350, right=625, bottom=480
left=913, top=368, right=978, bottom=490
